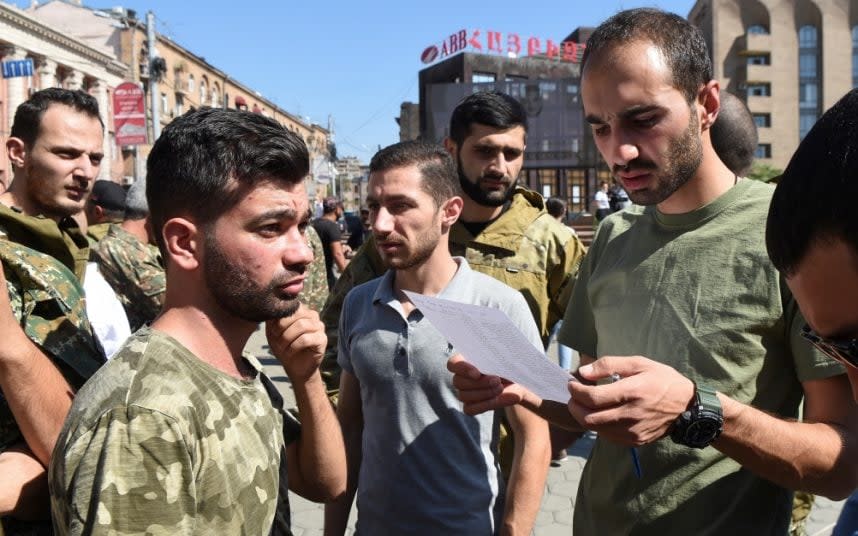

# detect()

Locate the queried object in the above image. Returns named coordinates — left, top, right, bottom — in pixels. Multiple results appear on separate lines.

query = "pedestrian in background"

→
left=313, top=196, right=348, bottom=290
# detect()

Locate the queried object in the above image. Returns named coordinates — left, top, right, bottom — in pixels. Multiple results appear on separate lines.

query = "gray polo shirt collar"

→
left=371, top=256, right=471, bottom=310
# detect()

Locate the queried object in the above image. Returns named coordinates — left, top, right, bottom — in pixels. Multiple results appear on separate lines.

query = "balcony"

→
left=744, top=32, right=771, bottom=55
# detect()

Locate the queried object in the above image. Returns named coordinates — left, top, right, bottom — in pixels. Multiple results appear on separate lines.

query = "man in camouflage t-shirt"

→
left=50, top=107, right=345, bottom=535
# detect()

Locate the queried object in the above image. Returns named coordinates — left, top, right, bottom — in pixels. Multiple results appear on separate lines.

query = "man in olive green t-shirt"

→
left=449, top=8, right=858, bottom=535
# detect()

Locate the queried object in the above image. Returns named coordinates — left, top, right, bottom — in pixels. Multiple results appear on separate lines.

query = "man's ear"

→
left=440, top=196, right=464, bottom=231
left=162, top=217, right=201, bottom=271
left=443, top=137, right=458, bottom=158
left=6, top=138, right=27, bottom=169
left=698, top=80, right=720, bottom=131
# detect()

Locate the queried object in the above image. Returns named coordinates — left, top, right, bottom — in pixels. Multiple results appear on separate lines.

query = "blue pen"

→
left=610, top=373, right=643, bottom=478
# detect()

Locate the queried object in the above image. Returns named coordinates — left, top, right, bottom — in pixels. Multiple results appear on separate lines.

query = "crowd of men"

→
left=1, top=6, right=858, bottom=536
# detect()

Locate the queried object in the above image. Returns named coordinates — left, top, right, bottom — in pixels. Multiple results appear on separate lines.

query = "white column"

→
left=36, top=57, right=58, bottom=89
left=2, top=45, right=27, bottom=134
left=64, top=69, right=83, bottom=90
left=89, top=79, right=111, bottom=180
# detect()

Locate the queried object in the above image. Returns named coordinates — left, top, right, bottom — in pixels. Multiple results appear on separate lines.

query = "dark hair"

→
left=146, top=107, right=309, bottom=254
left=582, top=8, right=713, bottom=102
left=448, top=91, right=527, bottom=147
left=322, top=196, right=339, bottom=214
left=11, top=88, right=103, bottom=146
left=369, top=140, right=461, bottom=207
left=711, top=91, right=757, bottom=176
left=766, top=89, right=858, bottom=276
left=545, top=197, right=567, bottom=219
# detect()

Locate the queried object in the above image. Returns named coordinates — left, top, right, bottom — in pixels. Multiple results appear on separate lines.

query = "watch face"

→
left=686, top=418, right=722, bottom=447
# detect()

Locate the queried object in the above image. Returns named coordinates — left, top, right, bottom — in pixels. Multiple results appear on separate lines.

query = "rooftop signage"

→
left=421, top=29, right=585, bottom=65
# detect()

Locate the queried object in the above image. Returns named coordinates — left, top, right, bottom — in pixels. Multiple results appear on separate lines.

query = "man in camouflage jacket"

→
left=93, top=178, right=165, bottom=331
left=302, top=224, right=329, bottom=313
left=0, top=88, right=106, bottom=532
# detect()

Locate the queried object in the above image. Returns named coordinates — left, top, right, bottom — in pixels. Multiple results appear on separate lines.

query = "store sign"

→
left=421, top=29, right=585, bottom=65
left=2, top=59, right=33, bottom=78
left=113, top=82, right=147, bottom=146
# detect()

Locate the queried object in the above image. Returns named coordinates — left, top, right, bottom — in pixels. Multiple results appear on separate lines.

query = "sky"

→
left=17, top=0, right=696, bottom=163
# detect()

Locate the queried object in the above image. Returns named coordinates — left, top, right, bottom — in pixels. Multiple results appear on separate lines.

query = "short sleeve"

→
left=51, top=407, right=197, bottom=535
left=336, top=291, right=355, bottom=375
left=784, top=292, right=846, bottom=382
left=559, top=240, right=597, bottom=358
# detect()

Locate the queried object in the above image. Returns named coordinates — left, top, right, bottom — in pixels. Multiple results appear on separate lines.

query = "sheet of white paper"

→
left=404, top=290, right=574, bottom=403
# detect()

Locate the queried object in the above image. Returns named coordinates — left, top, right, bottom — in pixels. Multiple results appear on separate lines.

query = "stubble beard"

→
left=620, top=112, right=703, bottom=206
left=204, top=234, right=301, bottom=323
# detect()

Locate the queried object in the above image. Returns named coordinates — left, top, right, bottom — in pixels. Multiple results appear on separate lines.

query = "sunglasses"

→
left=801, top=324, right=858, bottom=369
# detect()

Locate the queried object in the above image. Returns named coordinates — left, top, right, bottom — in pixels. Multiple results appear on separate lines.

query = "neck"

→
left=394, top=247, right=458, bottom=298
left=656, top=139, right=737, bottom=215
left=121, top=218, right=151, bottom=244
left=460, top=195, right=505, bottom=223
left=322, top=212, right=337, bottom=222
left=1, top=181, right=58, bottom=221
left=152, top=288, right=257, bottom=380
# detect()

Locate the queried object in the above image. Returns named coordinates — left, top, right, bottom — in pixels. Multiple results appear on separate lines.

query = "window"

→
left=799, top=83, right=818, bottom=108
left=747, top=83, right=771, bottom=97
left=853, top=26, right=858, bottom=88
left=747, top=54, right=770, bottom=66
left=799, top=53, right=817, bottom=78
left=174, top=93, right=184, bottom=116
left=199, top=79, right=208, bottom=106
left=161, top=93, right=168, bottom=115
left=472, top=72, right=496, bottom=83
left=799, top=25, right=818, bottom=48
left=747, top=24, right=769, bottom=35
left=755, top=144, right=771, bottom=159
left=799, top=111, right=817, bottom=139
left=187, top=74, right=195, bottom=92
left=752, top=113, right=771, bottom=128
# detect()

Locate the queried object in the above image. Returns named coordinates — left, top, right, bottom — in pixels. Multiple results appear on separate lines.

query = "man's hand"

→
left=447, top=354, right=535, bottom=415
left=266, top=305, right=326, bottom=384
left=568, top=355, right=695, bottom=446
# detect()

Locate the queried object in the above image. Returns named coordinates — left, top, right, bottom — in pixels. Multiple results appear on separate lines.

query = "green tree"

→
left=747, top=162, right=782, bottom=183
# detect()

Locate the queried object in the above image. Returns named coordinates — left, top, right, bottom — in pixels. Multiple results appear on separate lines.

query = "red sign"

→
left=421, top=29, right=585, bottom=65
left=113, top=81, right=147, bottom=146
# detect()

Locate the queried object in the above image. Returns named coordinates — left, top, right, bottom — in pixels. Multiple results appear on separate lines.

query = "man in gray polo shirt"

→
left=324, top=141, right=549, bottom=535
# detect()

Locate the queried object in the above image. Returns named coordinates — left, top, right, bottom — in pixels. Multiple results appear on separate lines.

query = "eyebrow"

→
left=585, top=104, right=665, bottom=125
left=248, top=207, right=301, bottom=226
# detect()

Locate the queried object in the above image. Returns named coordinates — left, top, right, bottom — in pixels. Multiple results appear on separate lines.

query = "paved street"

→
left=247, top=326, right=845, bottom=536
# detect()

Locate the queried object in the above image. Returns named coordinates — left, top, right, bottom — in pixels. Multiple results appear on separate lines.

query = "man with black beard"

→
left=449, top=9, right=858, bottom=535
left=319, top=91, right=586, bottom=466
left=50, top=108, right=346, bottom=535
left=321, top=91, right=585, bottom=393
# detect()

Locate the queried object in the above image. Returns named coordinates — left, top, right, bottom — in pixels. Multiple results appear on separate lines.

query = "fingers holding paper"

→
left=447, top=354, right=537, bottom=416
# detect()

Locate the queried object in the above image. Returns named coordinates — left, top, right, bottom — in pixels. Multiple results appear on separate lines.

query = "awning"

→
left=234, top=95, right=247, bottom=106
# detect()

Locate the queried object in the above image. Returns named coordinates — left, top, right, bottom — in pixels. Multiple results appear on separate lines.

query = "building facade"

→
left=415, top=36, right=608, bottom=215
left=690, top=0, right=858, bottom=170
left=28, top=0, right=332, bottom=193
left=0, top=1, right=127, bottom=187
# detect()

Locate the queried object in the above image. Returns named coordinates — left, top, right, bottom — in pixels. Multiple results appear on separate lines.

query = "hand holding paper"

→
left=405, top=291, right=574, bottom=403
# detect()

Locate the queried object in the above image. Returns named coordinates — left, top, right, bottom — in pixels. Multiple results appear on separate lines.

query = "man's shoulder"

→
left=346, top=274, right=384, bottom=305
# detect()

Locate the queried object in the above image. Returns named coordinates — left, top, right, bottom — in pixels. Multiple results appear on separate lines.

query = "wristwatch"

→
left=670, top=383, right=723, bottom=449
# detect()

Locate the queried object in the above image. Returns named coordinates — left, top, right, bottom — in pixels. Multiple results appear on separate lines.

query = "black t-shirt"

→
left=312, top=218, right=342, bottom=282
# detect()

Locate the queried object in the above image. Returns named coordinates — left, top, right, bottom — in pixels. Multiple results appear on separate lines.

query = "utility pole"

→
left=147, top=11, right=160, bottom=142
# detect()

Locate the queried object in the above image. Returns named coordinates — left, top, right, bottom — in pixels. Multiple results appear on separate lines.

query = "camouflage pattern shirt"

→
left=92, top=224, right=165, bottom=331
left=302, top=225, right=329, bottom=313
left=50, top=328, right=293, bottom=535
left=320, top=187, right=586, bottom=392
left=0, top=239, right=104, bottom=453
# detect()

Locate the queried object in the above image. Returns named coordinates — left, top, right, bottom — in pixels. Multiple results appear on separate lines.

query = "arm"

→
left=324, top=371, right=363, bottom=536
left=330, top=240, right=348, bottom=273
left=446, top=354, right=585, bottom=432
left=266, top=305, right=346, bottom=502
left=0, top=263, right=74, bottom=466
left=501, top=404, right=550, bottom=536
left=0, top=443, right=50, bottom=520
left=569, top=355, right=858, bottom=499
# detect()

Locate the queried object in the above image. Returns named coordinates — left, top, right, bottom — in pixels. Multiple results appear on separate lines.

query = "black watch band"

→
left=670, top=383, right=723, bottom=449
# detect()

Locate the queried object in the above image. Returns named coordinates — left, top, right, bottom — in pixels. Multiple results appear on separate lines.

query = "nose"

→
left=604, top=130, right=639, bottom=169
left=487, top=152, right=506, bottom=174
left=288, top=229, right=314, bottom=267
left=372, top=207, right=393, bottom=234
left=76, top=155, right=99, bottom=181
